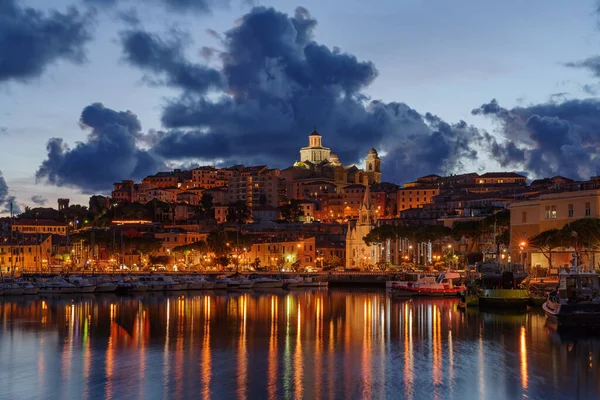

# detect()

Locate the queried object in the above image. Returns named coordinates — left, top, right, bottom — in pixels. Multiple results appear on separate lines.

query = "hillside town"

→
left=2, top=129, right=600, bottom=276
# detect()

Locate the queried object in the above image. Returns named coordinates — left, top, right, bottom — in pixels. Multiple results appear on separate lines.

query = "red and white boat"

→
left=390, top=272, right=465, bottom=297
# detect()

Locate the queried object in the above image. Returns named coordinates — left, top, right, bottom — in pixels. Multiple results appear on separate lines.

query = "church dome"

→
left=368, top=148, right=378, bottom=156
left=310, top=127, right=320, bottom=136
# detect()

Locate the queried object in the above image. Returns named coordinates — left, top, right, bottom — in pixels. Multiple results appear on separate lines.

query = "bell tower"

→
left=365, top=148, right=381, bottom=184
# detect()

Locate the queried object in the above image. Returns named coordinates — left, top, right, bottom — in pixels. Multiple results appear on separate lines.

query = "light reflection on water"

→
left=0, top=290, right=599, bottom=399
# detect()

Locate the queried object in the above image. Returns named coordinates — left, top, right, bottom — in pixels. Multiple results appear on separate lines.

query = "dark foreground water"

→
left=0, top=290, right=599, bottom=400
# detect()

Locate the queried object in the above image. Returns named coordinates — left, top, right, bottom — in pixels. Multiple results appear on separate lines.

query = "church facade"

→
left=346, top=185, right=380, bottom=269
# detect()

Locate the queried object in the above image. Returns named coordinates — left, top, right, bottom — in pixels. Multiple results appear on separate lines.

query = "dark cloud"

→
left=30, top=195, right=47, bottom=206
left=0, top=0, right=93, bottom=83
left=565, top=56, right=600, bottom=78
left=124, top=6, right=484, bottom=182
left=83, top=0, right=229, bottom=15
left=0, top=170, right=20, bottom=214
left=36, top=103, right=164, bottom=193
left=473, top=98, right=600, bottom=179
left=120, top=29, right=223, bottom=93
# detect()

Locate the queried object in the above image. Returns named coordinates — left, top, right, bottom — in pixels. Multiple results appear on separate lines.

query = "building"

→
left=155, top=230, right=208, bottom=256
left=227, top=171, right=281, bottom=209
left=396, top=186, right=440, bottom=213
left=250, top=237, right=317, bottom=271
left=510, top=188, right=600, bottom=272
left=346, top=186, right=379, bottom=269
left=12, top=219, right=68, bottom=236
left=0, top=234, right=52, bottom=272
left=299, top=129, right=332, bottom=164
left=282, top=129, right=382, bottom=198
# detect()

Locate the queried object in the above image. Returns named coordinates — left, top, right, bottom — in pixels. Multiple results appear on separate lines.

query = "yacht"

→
left=68, top=276, right=97, bottom=293
left=543, top=254, right=600, bottom=328
left=1, top=282, right=23, bottom=296
left=37, top=278, right=77, bottom=294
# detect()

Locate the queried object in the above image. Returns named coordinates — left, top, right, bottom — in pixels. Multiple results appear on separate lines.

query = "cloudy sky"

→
left=1, top=0, right=600, bottom=215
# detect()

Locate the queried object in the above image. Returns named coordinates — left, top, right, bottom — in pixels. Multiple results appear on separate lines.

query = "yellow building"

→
left=0, top=234, right=52, bottom=272
left=396, top=186, right=440, bottom=213
left=510, top=189, right=600, bottom=271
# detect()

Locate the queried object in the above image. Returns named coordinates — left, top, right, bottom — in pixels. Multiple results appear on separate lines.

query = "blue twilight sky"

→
left=1, top=0, right=600, bottom=214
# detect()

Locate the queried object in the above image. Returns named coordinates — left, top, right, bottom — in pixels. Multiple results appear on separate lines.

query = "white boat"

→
left=140, top=275, right=184, bottom=291
left=89, top=277, right=118, bottom=293
left=251, top=277, right=284, bottom=288
left=225, top=277, right=254, bottom=289
left=179, top=277, right=215, bottom=290
left=16, top=280, right=39, bottom=295
left=68, top=277, right=97, bottom=293
left=37, top=279, right=77, bottom=294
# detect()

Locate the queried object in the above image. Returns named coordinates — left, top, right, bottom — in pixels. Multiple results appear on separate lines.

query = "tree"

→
left=529, top=229, right=565, bottom=270
left=227, top=201, right=251, bottom=224
left=201, top=193, right=214, bottom=216
left=451, top=220, right=482, bottom=252
left=280, top=200, right=304, bottom=223
left=363, top=224, right=399, bottom=245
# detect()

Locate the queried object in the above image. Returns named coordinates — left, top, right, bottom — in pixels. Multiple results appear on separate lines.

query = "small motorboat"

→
left=543, top=254, right=600, bottom=328
left=390, top=272, right=464, bottom=297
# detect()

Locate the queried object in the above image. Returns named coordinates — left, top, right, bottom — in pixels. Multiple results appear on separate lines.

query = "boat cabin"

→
left=557, top=267, right=600, bottom=304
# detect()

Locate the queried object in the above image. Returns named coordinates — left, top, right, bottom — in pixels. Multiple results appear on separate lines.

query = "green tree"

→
left=529, top=228, right=565, bottom=270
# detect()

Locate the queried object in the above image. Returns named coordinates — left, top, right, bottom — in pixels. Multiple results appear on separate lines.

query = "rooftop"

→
left=14, top=219, right=66, bottom=226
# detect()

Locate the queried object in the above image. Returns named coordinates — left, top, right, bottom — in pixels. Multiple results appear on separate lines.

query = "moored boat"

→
left=391, top=272, right=464, bottom=297
left=37, top=278, right=77, bottom=294
left=543, top=255, right=600, bottom=328
left=251, top=276, right=284, bottom=288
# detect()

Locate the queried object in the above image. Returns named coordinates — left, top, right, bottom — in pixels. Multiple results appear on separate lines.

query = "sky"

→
left=2, top=0, right=600, bottom=215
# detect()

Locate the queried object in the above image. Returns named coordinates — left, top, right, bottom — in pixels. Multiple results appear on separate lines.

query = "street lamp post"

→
left=520, top=241, right=527, bottom=272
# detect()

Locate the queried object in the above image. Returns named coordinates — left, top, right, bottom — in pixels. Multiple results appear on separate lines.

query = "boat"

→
left=1, top=283, right=23, bottom=296
left=37, top=278, right=77, bottom=294
left=477, top=271, right=530, bottom=310
left=89, top=277, right=118, bottom=293
left=15, top=280, right=39, bottom=295
left=251, top=276, right=284, bottom=288
left=179, top=276, right=214, bottom=290
left=543, top=254, right=600, bottom=328
left=296, top=276, right=328, bottom=288
left=67, top=277, right=97, bottom=293
left=390, top=272, right=464, bottom=297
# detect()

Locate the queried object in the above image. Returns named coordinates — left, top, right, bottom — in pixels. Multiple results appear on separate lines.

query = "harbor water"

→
left=0, top=290, right=599, bottom=400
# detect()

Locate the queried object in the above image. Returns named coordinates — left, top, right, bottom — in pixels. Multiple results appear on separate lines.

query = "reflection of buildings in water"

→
left=4, top=293, right=600, bottom=399
left=237, top=294, right=248, bottom=400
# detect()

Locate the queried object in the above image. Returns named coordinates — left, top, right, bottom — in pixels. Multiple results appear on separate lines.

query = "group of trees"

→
left=528, top=218, right=600, bottom=269
left=363, top=210, right=511, bottom=267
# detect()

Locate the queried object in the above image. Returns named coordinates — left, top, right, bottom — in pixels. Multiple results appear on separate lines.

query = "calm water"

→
left=0, top=290, right=598, bottom=400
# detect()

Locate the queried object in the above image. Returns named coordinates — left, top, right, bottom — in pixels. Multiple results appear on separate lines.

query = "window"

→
left=568, top=204, right=574, bottom=218
left=551, top=205, right=557, bottom=219
left=545, top=206, right=551, bottom=219
left=521, top=211, right=527, bottom=223
left=586, top=202, right=591, bottom=217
